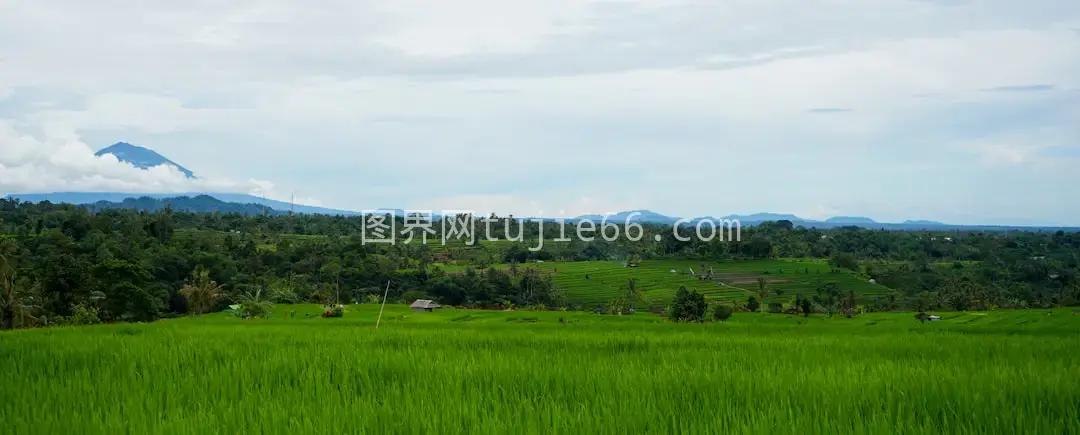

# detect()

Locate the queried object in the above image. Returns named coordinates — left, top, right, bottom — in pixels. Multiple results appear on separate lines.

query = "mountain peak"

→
left=95, top=142, right=195, bottom=178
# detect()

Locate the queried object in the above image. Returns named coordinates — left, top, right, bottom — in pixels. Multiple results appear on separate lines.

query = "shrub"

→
left=797, top=295, right=813, bottom=317
left=767, top=302, right=784, bottom=313
left=829, top=253, right=860, bottom=272
left=56, top=304, right=101, bottom=326
left=712, top=305, right=733, bottom=322
left=323, top=305, right=344, bottom=318
left=745, top=296, right=760, bottom=313
left=667, top=286, right=707, bottom=322
left=239, top=303, right=269, bottom=319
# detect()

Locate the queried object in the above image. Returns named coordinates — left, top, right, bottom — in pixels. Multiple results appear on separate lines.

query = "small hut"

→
left=410, top=299, right=442, bottom=312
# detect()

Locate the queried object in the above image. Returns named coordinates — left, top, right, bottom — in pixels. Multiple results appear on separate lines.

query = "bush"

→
left=323, top=305, right=345, bottom=318
left=56, top=304, right=101, bottom=326
left=745, top=296, right=760, bottom=313
left=767, top=302, right=784, bottom=313
left=829, top=253, right=860, bottom=272
left=667, top=286, right=707, bottom=322
left=801, top=298, right=813, bottom=316
left=238, top=303, right=269, bottom=319
left=712, top=305, right=733, bottom=322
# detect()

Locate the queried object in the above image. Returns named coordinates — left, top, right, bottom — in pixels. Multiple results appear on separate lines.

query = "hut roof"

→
left=410, top=299, right=442, bottom=309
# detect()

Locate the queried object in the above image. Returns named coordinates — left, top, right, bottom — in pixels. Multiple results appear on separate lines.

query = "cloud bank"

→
left=0, top=0, right=1078, bottom=223
left=0, top=122, right=302, bottom=203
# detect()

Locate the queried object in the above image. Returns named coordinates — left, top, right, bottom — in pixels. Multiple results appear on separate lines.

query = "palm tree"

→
left=755, top=277, right=771, bottom=313
left=0, top=243, right=39, bottom=329
left=179, top=267, right=224, bottom=315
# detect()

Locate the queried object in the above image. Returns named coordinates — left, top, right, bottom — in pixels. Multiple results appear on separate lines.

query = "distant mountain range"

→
left=7, top=193, right=1075, bottom=231
left=6, top=192, right=361, bottom=216
left=88, top=195, right=291, bottom=216
left=569, top=211, right=948, bottom=228
left=8, top=141, right=359, bottom=215
left=3, top=142, right=1075, bottom=231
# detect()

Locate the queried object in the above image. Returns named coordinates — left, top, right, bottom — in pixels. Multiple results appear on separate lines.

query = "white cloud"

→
left=0, top=1, right=1078, bottom=223
left=29, top=93, right=243, bottom=134
left=796, top=205, right=841, bottom=221
left=960, top=141, right=1039, bottom=165
left=0, top=121, right=291, bottom=201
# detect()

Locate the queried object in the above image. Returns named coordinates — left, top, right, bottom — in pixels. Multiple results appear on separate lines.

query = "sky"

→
left=1, top=0, right=1079, bottom=225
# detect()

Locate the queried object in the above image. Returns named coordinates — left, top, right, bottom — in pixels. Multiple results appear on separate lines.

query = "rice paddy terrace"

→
left=182, top=230, right=901, bottom=307
left=3, top=305, right=1078, bottom=434
left=444, top=259, right=891, bottom=307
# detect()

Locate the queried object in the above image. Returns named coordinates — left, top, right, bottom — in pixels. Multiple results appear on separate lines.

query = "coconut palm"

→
left=179, top=267, right=224, bottom=315
left=755, top=277, right=771, bottom=313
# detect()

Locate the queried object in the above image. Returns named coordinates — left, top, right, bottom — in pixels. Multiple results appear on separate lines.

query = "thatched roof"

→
left=410, top=299, right=441, bottom=309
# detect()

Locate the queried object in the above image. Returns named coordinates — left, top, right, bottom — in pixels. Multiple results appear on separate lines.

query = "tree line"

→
left=1, top=199, right=1078, bottom=328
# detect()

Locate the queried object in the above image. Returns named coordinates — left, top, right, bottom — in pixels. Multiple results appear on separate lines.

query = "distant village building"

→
left=410, top=299, right=442, bottom=312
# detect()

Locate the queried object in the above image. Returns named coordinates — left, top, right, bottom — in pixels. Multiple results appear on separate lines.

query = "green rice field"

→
left=443, top=259, right=891, bottom=307
left=3, top=304, right=1078, bottom=434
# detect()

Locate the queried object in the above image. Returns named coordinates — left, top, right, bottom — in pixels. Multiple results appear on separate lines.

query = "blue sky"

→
left=1, top=0, right=1078, bottom=225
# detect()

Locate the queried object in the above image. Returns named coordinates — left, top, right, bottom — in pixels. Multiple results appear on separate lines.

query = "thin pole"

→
left=375, top=280, right=391, bottom=329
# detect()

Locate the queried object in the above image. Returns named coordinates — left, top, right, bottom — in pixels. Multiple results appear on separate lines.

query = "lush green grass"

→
left=443, top=259, right=891, bottom=307
left=3, top=305, right=1078, bottom=434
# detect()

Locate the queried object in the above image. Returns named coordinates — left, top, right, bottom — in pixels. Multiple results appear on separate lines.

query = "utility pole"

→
left=376, top=280, right=391, bottom=329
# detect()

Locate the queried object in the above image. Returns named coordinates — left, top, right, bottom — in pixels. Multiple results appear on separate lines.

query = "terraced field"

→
left=5, top=305, right=1078, bottom=434
left=444, top=259, right=893, bottom=308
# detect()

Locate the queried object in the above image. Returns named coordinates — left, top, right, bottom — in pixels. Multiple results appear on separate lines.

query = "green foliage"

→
left=179, top=266, right=224, bottom=315
left=667, top=286, right=707, bottom=322
left=796, top=294, right=814, bottom=317
left=235, top=287, right=272, bottom=319
left=830, top=253, right=860, bottom=272
left=815, top=282, right=843, bottom=317
left=712, top=304, right=733, bottom=321
left=1, top=306, right=1079, bottom=434
left=2, top=198, right=1080, bottom=330
left=1, top=257, right=40, bottom=330
left=745, top=296, right=761, bottom=313
left=322, top=305, right=344, bottom=318
left=267, top=279, right=299, bottom=304
left=56, top=304, right=101, bottom=326
left=401, top=290, right=428, bottom=304
left=767, top=302, right=784, bottom=313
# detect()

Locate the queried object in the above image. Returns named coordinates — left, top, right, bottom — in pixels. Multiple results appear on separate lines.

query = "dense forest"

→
left=1, top=199, right=1078, bottom=328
